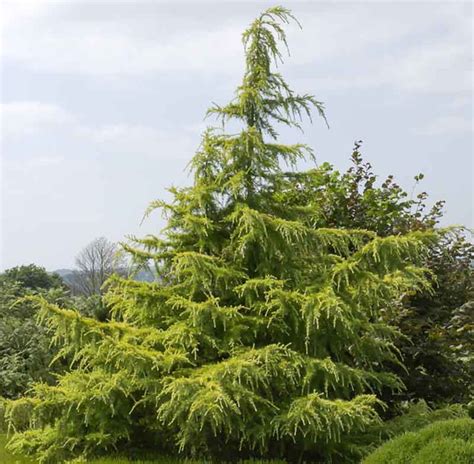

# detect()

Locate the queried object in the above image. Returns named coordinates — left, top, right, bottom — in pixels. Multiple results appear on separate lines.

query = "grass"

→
left=0, top=435, right=34, bottom=463
left=89, top=460, right=284, bottom=464
left=87, top=457, right=285, bottom=463
left=0, top=435, right=285, bottom=464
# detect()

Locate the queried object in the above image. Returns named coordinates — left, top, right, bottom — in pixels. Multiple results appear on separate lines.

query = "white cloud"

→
left=0, top=101, right=74, bottom=137
left=286, top=3, right=471, bottom=98
left=5, top=155, right=64, bottom=171
left=412, top=115, right=472, bottom=136
left=385, top=39, right=472, bottom=94
left=1, top=100, right=200, bottom=160
left=0, top=0, right=49, bottom=29
left=1, top=0, right=470, bottom=97
left=76, top=123, right=199, bottom=159
left=4, top=26, right=243, bottom=76
left=448, top=96, right=472, bottom=110
left=293, top=7, right=471, bottom=95
left=1, top=1, right=245, bottom=76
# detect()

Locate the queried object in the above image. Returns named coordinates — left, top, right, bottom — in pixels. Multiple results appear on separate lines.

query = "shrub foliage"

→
left=0, top=266, right=67, bottom=399
left=363, top=418, right=474, bottom=464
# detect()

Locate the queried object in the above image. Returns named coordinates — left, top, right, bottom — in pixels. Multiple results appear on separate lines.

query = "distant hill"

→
left=51, top=268, right=76, bottom=287
left=52, top=268, right=156, bottom=284
left=53, top=269, right=74, bottom=278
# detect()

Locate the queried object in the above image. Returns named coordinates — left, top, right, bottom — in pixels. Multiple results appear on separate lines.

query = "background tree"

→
left=1, top=264, right=64, bottom=291
left=69, top=237, right=127, bottom=297
left=7, top=8, right=436, bottom=463
left=391, top=229, right=473, bottom=405
left=0, top=266, right=68, bottom=399
left=277, top=144, right=445, bottom=236
left=284, top=147, right=473, bottom=406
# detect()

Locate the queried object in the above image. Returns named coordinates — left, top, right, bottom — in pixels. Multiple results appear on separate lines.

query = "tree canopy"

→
left=69, top=237, right=128, bottom=297
left=0, top=265, right=63, bottom=291
left=0, top=267, right=67, bottom=399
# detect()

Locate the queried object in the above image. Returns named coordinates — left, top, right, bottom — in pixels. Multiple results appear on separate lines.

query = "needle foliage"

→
left=6, top=7, right=437, bottom=463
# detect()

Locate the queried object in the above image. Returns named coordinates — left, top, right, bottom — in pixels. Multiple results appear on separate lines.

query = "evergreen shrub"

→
left=363, top=418, right=474, bottom=464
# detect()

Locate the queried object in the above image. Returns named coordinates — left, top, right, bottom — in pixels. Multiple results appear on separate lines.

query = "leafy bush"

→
left=86, top=459, right=285, bottom=464
left=0, top=265, right=64, bottom=291
left=293, top=147, right=473, bottom=406
left=388, top=229, right=473, bottom=405
left=0, top=434, right=33, bottom=464
left=348, top=400, right=468, bottom=460
left=0, top=273, right=68, bottom=399
left=0, top=398, right=7, bottom=433
left=374, top=400, right=468, bottom=439
left=329, top=400, right=468, bottom=461
left=363, top=418, right=474, bottom=463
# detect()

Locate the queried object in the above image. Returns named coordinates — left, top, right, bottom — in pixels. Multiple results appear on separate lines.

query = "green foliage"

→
left=0, top=271, right=68, bottom=399
left=376, top=401, right=468, bottom=438
left=384, top=229, right=473, bottom=405
left=468, top=400, right=474, bottom=419
left=87, top=460, right=285, bottom=464
left=362, top=418, right=474, bottom=464
left=0, top=434, right=34, bottom=464
left=346, top=400, right=469, bottom=460
left=0, top=265, right=64, bottom=291
left=73, top=294, right=110, bottom=322
left=6, top=7, right=438, bottom=463
left=280, top=142, right=473, bottom=405
left=1, top=436, right=285, bottom=464
left=0, top=398, right=7, bottom=433
left=277, top=144, right=444, bottom=237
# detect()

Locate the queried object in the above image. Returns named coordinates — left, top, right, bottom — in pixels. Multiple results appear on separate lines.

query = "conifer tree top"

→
left=208, top=6, right=327, bottom=138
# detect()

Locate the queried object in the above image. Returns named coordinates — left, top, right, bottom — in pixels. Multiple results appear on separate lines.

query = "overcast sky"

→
left=1, top=0, right=472, bottom=271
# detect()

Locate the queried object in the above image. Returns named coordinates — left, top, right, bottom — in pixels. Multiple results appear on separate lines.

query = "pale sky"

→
left=1, top=0, right=472, bottom=271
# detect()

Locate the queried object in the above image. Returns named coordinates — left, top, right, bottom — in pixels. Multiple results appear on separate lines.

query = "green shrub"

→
left=0, top=434, right=34, bottom=464
left=0, top=398, right=7, bottom=433
left=86, top=460, right=285, bottom=464
left=348, top=401, right=468, bottom=460
left=363, top=418, right=474, bottom=464
left=412, top=438, right=474, bottom=464
left=0, top=277, right=68, bottom=400
left=373, top=400, right=467, bottom=439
